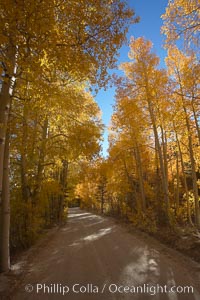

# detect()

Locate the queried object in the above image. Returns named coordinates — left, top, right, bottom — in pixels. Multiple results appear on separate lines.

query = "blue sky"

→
left=96, top=0, right=169, bottom=156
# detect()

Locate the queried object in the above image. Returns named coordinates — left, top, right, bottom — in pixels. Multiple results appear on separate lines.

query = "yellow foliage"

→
left=128, top=208, right=158, bottom=234
left=161, top=0, right=200, bottom=50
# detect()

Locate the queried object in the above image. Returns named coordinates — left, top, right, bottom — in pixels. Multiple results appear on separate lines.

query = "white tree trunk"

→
left=0, top=46, right=16, bottom=272
left=0, top=128, right=10, bottom=272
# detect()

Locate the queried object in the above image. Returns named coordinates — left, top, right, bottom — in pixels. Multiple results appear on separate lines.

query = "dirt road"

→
left=10, top=208, right=200, bottom=299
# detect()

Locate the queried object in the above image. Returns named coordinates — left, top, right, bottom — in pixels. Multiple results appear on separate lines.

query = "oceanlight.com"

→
left=25, top=283, right=194, bottom=296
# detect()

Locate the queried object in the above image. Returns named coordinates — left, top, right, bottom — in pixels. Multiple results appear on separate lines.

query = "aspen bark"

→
left=174, top=126, right=193, bottom=226
left=134, top=145, right=146, bottom=211
left=191, top=95, right=200, bottom=145
left=33, top=117, right=48, bottom=205
left=175, top=151, right=180, bottom=214
left=0, top=46, right=16, bottom=272
left=123, top=159, right=139, bottom=212
left=143, top=71, right=169, bottom=217
left=182, top=100, right=200, bottom=227
left=0, top=81, right=11, bottom=206
left=0, top=80, right=12, bottom=273
left=176, top=71, right=200, bottom=227
left=58, top=160, right=68, bottom=224
left=21, top=108, right=30, bottom=203
left=147, top=98, right=169, bottom=216
left=0, top=127, right=10, bottom=272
